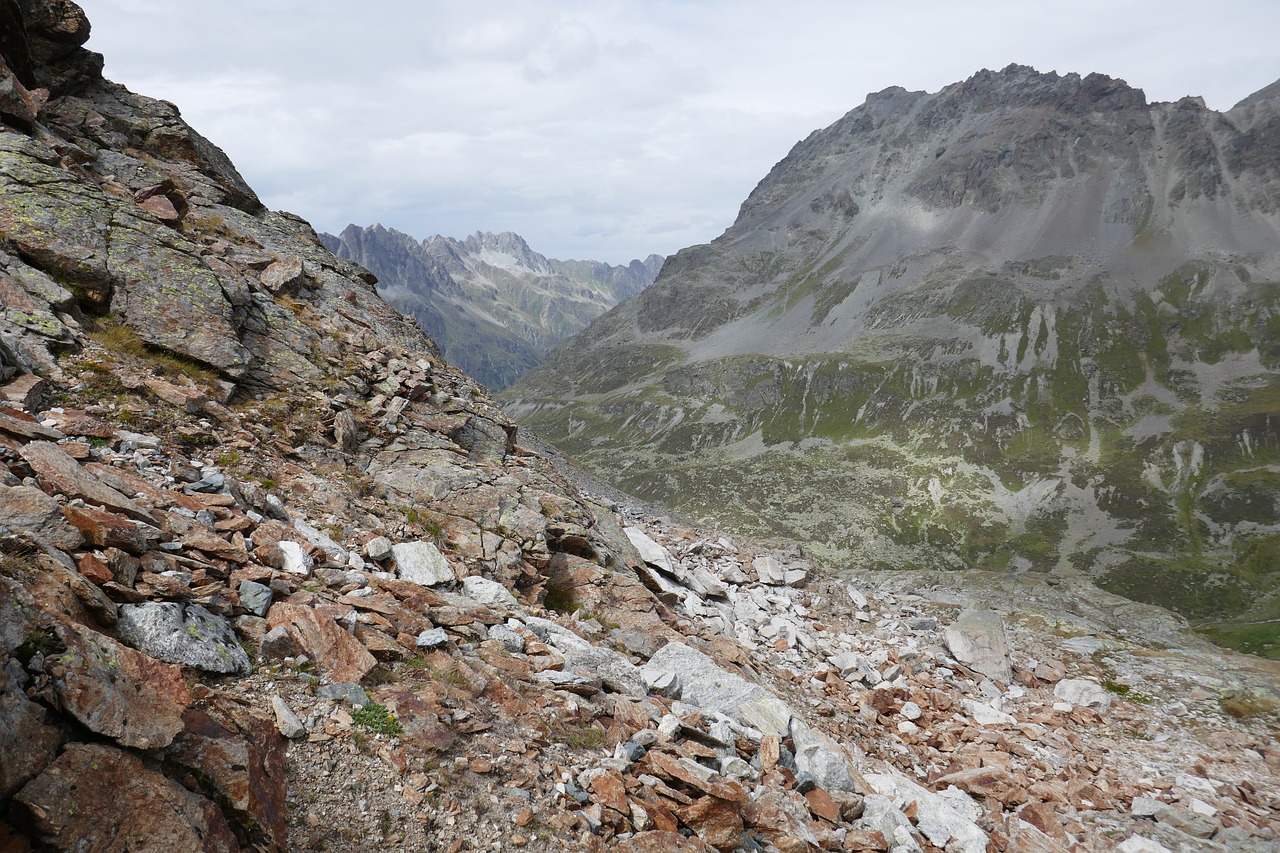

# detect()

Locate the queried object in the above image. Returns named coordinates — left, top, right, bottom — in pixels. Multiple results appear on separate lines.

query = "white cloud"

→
left=77, top=0, right=1280, bottom=264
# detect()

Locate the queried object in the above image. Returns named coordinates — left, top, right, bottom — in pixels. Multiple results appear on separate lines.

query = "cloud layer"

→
left=80, top=0, right=1280, bottom=264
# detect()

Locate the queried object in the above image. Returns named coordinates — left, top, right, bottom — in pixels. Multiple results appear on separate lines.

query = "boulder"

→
left=943, top=609, right=1011, bottom=684
left=393, top=540, right=454, bottom=586
left=364, top=535, right=393, bottom=561
left=790, top=718, right=857, bottom=792
left=267, top=602, right=376, bottom=683
left=624, top=527, right=678, bottom=573
left=524, top=616, right=646, bottom=697
left=12, top=743, right=239, bottom=852
left=237, top=580, right=273, bottom=617
left=640, top=641, right=792, bottom=736
left=116, top=602, right=252, bottom=675
left=0, top=484, right=83, bottom=549
left=45, top=620, right=192, bottom=750
left=866, top=771, right=987, bottom=853
left=0, top=665, right=65, bottom=800
left=165, top=707, right=289, bottom=851
left=461, top=574, right=517, bottom=607
left=19, top=441, right=156, bottom=523
left=1053, top=678, right=1113, bottom=710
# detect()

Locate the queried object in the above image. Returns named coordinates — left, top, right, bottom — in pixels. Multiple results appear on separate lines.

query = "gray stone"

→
left=753, top=555, right=787, bottom=585
left=237, top=580, right=272, bottom=617
left=292, top=518, right=348, bottom=564
left=1131, top=796, right=1163, bottom=818
left=943, top=609, right=1011, bottom=684
left=790, top=718, right=857, bottom=792
left=1117, top=836, right=1172, bottom=853
left=640, top=641, right=793, bottom=736
left=642, top=668, right=680, bottom=698
left=1053, top=678, right=1113, bottom=710
left=271, top=696, right=306, bottom=739
left=393, top=540, right=453, bottom=586
left=115, top=602, right=251, bottom=674
left=260, top=625, right=298, bottom=659
left=486, top=624, right=525, bottom=653
left=415, top=628, right=448, bottom=650
left=1152, top=803, right=1217, bottom=838
left=865, top=772, right=987, bottom=853
left=536, top=622, right=646, bottom=698
left=623, top=527, right=677, bottom=573
left=532, top=669, right=601, bottom=695
left=461, top=575, right=517, bottom=607
left=183, top=472, right=225, bottom=494
left=316, top=682, right=370, bottom=709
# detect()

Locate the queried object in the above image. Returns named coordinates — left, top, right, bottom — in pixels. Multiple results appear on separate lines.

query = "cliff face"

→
left=323, top=224, right=662, bottom=389
left=506, top=65, right=1280, bottom=642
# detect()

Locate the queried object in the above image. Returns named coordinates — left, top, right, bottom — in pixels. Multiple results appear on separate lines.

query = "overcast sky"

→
left=78, top=1, right=1279, bottom=265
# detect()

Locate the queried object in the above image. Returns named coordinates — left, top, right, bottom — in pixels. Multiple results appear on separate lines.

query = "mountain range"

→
left=322, top=225, right=662, bottom=389
left=505, top=65, right=1280, bottom=651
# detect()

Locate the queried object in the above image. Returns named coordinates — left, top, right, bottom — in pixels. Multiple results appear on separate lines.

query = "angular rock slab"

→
left=640, top=641, right=793, bottom=736
left=1053, top=678, right=1113, bottom=710
left=461, top=574, right=517, bottom=607
left=18, top=441, right=157, bottom=523
left=165, top=707, right=289, bottom=851
left=865, top=771, right=987, bottom=853
left=45, top=620, right=192, bottom=750
left=393, top=540, right=454, bottom=586
left=943, top=609, right=1011, bottom=684
left=267, top=602, right=376, bottom=683
left=0, top=664, right=65, bottom=800
left=790, top=718, right=857, bottom=792
left=523, top=616, right=646, bottom=698
left=0, top=484, right=84, bottom=549
left=624, top=527, right=678, bottom=573
left=116, top=602, right=251, bottom=675
left=13, top=743, right=240, bottom=852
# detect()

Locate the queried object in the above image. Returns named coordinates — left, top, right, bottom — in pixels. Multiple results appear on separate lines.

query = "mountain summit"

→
left=323, top=225, right=662, bottom=389
left=506, top=65, right=1280, bottom=642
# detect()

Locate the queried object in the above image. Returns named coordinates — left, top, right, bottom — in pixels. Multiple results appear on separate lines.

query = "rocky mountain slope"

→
left=1, top=8, right=1278, bottom=852
left=322, top=225, right=662, bottom=390
left=504, top=65, right=1280, bottom=654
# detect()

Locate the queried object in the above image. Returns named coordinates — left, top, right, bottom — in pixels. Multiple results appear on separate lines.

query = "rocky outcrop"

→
left=505, top=65, right=1280, bottom=643
left=323, top=225, right=662, bottom=389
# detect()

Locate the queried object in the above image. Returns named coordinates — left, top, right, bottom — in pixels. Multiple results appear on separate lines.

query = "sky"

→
left=78, top=1, right=1280, bottom=266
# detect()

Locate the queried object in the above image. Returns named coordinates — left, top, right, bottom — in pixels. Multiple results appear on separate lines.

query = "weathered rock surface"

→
left=115, top=602, right=252, bottom=675
left=944, top=608, right=1012, bottom=684
left=12, top=743, right=240, bottom=851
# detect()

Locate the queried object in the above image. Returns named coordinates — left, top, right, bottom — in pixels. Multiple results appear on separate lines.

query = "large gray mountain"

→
left=505, top=65, right=1280, bottom=653
left=322, top=225, right=662, bottom=389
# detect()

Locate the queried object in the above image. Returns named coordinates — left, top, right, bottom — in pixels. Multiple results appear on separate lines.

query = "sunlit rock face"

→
left=505, top=65, right=1280, bottom=642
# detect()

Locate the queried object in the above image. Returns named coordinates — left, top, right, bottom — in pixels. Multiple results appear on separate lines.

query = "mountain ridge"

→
left=505, top=64, right=1280, bottom=649
left=322, top=224, right=662, bottom=389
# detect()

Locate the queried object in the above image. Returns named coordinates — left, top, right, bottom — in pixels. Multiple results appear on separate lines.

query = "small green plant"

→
left=1219, top=693, right=1279, bottom=719
left=351, top=702, right=403, bottom=736
left=258, top=477, right=278, bottom=490
left=1102, top=680, right=1152, bottom=703
left=550, top=721, right=606, bottom=750
left=542, top=579, right=576, bottom=615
